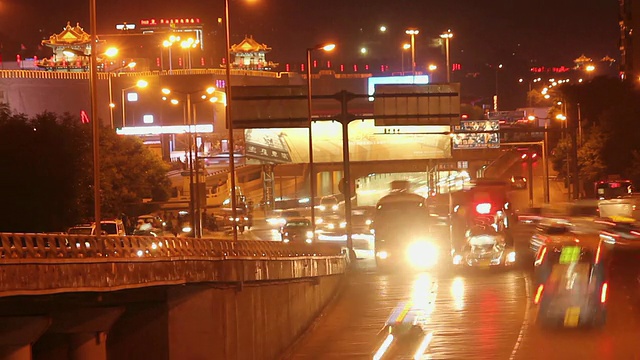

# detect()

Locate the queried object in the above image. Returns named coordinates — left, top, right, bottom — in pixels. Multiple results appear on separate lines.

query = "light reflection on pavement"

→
left=284, top=224, right=640, bottom=359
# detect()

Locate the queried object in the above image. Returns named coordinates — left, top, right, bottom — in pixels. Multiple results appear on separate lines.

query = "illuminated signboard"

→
left=116, top=124, right=213, bottom=135
left=140, top=18, right=202, bottom=26
left=530, top=66, right=571, bottom=73
left=367, top=75, right=431, bottom=100
left=454, top=120, right=500, bottom=132
left=452, top=132, right=499, bottom=149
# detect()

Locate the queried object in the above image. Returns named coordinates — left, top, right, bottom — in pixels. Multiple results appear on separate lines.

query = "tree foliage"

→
left=550, top=77, right=640, bottom=192
left=0, top=105, right=171, bottom=232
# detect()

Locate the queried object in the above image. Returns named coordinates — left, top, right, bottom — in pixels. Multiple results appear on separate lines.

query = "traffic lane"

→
left=286, top=264, right=529, bottom=359
left=515, top=249, right=640, bottom=360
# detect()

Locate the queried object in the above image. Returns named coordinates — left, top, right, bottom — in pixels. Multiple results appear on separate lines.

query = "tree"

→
left=0, top=107, right=171, bottom=232
left=577, top=125, right=608, bottom=197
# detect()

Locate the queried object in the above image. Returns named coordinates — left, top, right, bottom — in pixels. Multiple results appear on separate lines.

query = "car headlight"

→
left=319, top=205, right=326, bottom=211
left=453, top=254, right=463, bottom=265
left=328, top=223, right=335, bottom=230
left=506, top=251, right=516, bottom=264
left=339, top=221, right=347, bottom=228
left=283, top=238, right=290, bottom=243
left=305, top=238, right=313, bottom=244
left=316, top=218, right=324, bottom=224
left=376, top=250, right=389, bottom=260
left=332, top=204, right=339, bottom=211
left=266, top=218, right=281, bottom=226
left=306, top=231, right=314, bottom=239
left=406, top=241, right=439, bottom=269
left=182, top=226, right=192, bottom=233
left=365, top=219, right=372, bottom=225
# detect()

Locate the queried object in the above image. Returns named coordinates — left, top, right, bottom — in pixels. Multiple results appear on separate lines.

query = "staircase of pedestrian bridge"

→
left=0, top=233, right=348, bottom=360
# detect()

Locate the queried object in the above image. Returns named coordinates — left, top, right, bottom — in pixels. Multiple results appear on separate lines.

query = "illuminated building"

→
left=37, top=22, right=101, bottom=72
left=229, top=35, right=278, bottom=70
left=619, top=0, right=640, bottom=79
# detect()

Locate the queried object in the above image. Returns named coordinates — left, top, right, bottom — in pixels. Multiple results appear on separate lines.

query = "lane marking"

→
left=509, top=273, right=531, bottom=360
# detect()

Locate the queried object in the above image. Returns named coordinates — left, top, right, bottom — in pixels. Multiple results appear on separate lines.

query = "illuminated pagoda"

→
left=573, top=54, right=593, bottom=70
left=38, top=22, right=101, bottom=71
left=228, top=35, right=278, bottom=70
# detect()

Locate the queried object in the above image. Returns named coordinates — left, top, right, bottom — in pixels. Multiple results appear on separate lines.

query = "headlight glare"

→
left=406, top=241, right=439, bottom=268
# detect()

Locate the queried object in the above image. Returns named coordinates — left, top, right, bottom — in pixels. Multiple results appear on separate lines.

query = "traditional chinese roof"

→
left=601, top=55, right=616, bottom=64
left=230, top=35, right=271, bottom=54
left=573, top=54, right=593, bottom=65
left=42, top=22, right=93, bottom=47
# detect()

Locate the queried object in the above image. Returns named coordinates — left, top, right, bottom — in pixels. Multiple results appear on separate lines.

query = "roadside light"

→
left=170, top=99, right=179, bottom=105
left=136, top=80, right=148, bottom=88
left=105, top=47, right=119, bottom=57
left=161, top=88, right=171, bottom=95
left=527, top=115, right=535, bottom=121
left=322, top=44, right=336, bottom=52
left=206, top=87, right=216, bottom=94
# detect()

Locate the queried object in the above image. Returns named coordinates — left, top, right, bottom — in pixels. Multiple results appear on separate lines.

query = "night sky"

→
left=0, top=0, right=621, bottom=108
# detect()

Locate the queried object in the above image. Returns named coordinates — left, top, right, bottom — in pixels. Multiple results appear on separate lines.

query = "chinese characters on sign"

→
left=452, top=120, right=500, bottom=149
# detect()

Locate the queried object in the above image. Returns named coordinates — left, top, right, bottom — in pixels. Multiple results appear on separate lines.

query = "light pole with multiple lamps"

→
left=306, top=43, right=336, bottom=234
left=405, top=28, right=419, bottom=77
left=162, top=87, right=217, bottom=238
left=180, top=37, right=200, bottom=69
left=440, top=29, right=453, bottom=83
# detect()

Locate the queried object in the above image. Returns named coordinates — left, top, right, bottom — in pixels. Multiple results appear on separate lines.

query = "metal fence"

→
left=0, top=233, right=345, bottom=260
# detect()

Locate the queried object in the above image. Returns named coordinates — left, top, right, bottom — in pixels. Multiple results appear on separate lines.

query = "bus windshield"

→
left=374, top=201, right=429, bottom=229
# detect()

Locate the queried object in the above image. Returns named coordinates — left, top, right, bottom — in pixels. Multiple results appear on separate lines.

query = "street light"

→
left=439, top=29, right=453, bottom=83
left=307, top=42, right=336, bottom=235
left=121, top=79, right=148, bottom=128
left=162, top=86, right=217, bottom=238
left=108, top=61, right=136, bottom=129
left=162, top=35, right=181, bottom=72
left=180, top=38, right=200, bottom=69
left=405, top=28, right=419, bottom=77
left=401, top=43, right=410, bottom=74
left=428, top=64, right=437, bottom=82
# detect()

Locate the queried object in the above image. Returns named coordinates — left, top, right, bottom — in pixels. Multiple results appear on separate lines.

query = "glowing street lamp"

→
left=439, top=29, right=453, bottom=83
left=121, top=79, right=148, bottom=128
left=307, top=42, right=336, bottom=234
left=104, top=47, right=118, bottom=58
left=405, top=28, right=419, bottom=76
left=401, top=43, right=411, bottom=73
left=428, top=64, right=437, bottom=82
left=585, top=64, right=596, bottom=72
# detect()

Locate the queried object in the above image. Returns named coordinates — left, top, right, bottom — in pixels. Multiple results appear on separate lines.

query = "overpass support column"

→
left=0, top=316, right=51, bottom=360
left=49, top=307, right=124, bottom=360
left=69, top=332, right=107, bottom=360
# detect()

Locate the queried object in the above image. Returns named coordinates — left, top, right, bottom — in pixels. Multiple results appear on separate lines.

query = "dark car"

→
left=529, top=220, right=575, bottom=254
left=532, top=241, right=609, bottom=328
left=510, top=175, right=527, bottom=190
left=597, top=217, right=640, bottom=248
left=281, top=218, right=314, bottom=243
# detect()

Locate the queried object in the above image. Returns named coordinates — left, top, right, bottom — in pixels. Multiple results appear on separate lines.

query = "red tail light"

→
left=600, top=282, right=608, bottom=303
left=475, top=203, right=492, bottom=214
left=534, top=284, right=544, bottom=304
left=534, top=246, right=547, bottom=266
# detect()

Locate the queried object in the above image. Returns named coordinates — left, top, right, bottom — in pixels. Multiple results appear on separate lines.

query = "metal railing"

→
left=0, top=233, right=343, bottom=260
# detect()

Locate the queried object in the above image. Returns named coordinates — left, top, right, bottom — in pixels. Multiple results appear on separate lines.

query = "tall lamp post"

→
left=162, top=87, right=216, bottom=238
left=440, top=29, right=453, bottom=83
left=120, top=79, right=148, bottom=128
left=428, top=64, right=437, bottom=82
left=89, top=0, right=100, bottom=234
left=405, top=28, right=419, bottom=78
left=108, top=61, right=137, bottom=129
left=401, top=43, right=410, bottom=74
left=306, top=43, right=336, bottom=234
left=224, top=0, right=240, bottom=242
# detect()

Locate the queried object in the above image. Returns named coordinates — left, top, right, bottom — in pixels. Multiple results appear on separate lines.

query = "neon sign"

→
left=530, top=66, right=571, bottom=73
left=140, top=18, right=201, bottom=26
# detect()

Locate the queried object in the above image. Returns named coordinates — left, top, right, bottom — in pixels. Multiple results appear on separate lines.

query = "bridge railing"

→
left=0, top=233, right=348, bottom=297
left=0, top=233, right=343, bottom=260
